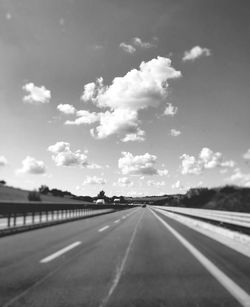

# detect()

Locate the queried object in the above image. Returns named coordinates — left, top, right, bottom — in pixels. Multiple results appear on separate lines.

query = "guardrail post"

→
left=13, top=212, right=16, bottom=227
left=23, top=212, right=26, bottom=225
left=32, top=211, right=35, bottom=224
left=7, top=213, right=11, bottom=227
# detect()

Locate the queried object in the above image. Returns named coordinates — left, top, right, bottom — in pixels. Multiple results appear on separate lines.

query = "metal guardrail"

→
left=0, top=202, right=135, bottom=231
left=153, top=206, right=250, bottom=229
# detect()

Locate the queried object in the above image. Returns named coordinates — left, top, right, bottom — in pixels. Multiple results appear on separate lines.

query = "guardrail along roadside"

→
left=154, top=206, right=250, bottom=236
left=0, top=202, right=135, bottom=237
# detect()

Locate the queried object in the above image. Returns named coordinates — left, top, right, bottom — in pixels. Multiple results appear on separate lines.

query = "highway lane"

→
left=0, top=207, right=249, bottom=306
left=0, top=207, right=138, bottom=306
left=106, top=208, right=250, bottom=307
left=152, top=208, right=250, bottom=295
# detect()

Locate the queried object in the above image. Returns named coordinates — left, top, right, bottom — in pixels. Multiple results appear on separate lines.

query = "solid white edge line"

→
left=150, top=209, right=250, bottom=307
left=40, top=241, right=82, bottom=264
left=154, top=207, right=250, bottom=258
left=99, top=225, right=110, bottom=232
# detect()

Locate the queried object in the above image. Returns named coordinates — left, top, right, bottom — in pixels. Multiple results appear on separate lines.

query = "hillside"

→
left=164, top=186, right=250, bottom=213
left=0, top=185, right=83, bottom=203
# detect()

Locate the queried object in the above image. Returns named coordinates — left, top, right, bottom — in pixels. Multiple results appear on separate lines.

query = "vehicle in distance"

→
left=95, top=199, right=105, bottom=205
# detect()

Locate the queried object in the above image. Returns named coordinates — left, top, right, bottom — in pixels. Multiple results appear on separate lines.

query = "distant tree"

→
left=119, top=196, right=125, bottom=203
left=28, top=190, right=41, bottom=201
left=39, top=185, right=49, bottom=195
left=0, top=180, right=6, bottom=185
left=220, top=185, right=238, bottom=194
left=51, top=188, right=64, bottom=197
left=97, top=190, right=105, bottom=199
left=184, top=188, right=215, bottom=208
left=62, top=190, right=73, bottom=197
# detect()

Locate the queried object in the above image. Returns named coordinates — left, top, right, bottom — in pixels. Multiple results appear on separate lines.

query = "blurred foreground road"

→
left=0, top=207, right=250, bottom=307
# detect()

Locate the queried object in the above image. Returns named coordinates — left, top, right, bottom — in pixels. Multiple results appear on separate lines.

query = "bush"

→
left=28, top=191, right=41, bottom=201
left=220, top=185, right=238, bottom=194
left=0, top=180, right=6, bottom=185
left=39, top=185, right=49, bottom=195
left=183, top=188, right=215, bottom=208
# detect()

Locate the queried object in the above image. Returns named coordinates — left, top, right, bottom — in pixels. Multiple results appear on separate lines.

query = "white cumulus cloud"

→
left=87, top=163, right=102, bottom=169
left=227, top=168, right=250, bottom=187
left=158, top=169, right=169, bottom=176
left=220, top=160, right=236, bottom=168
left=121, top=129, right=145, bottom=143
left=182, top=46, right=211, bottom=62
left=147, top=180, right=166, bottom=186
left=17, top=156, right=46, bottom=174
left=132, top=37, right=155, bottom=49
left=82, top=176, right=106, bottom=185
left=243, top=149, right=250, bottom=160
left=172, top=180, right=182, bottom=189
left=199, top=147, right=222, bottom=169
left=119, top=152, right=158, bottom=176
left=171, top=180, right=188, bottom=191
left=57, top=104, right=76, bottom=114
left=48, top=142, right=88, bottom=167
left=90, top=109, right=139, bottom=139
left=80, top=57, right=181, bottom=141
left=119, top=43, right=136, bottom=54
left=65, top=110, right=100, bottom=125
left=180, top=154, right=201, bottom=175
left=164, top=103, right=178, bottom=116
left=170, top=129, right=181, bottom=137
left=118, top=152, right=167, bottom=176
left=0, top=156, right=8, bottom=166
left=82, top=57, right=181, bottom=110
left=180, top=147, right=235, bottom=175
left=22, top=83, right=51, bottom=104
left=114, top=177, right=134, bottom=187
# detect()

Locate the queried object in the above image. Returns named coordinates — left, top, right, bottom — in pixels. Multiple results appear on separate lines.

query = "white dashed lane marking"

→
left=40, top=241, right=82, bottom=264
left=98, top=225, right=110, bottom=232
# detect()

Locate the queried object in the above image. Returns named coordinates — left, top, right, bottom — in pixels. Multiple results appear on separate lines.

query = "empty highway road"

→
left=0, top=207, right=250, bottom=307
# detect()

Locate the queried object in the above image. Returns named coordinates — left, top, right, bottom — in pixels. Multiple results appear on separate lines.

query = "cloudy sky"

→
left=1, top=0, right=250, bottom=196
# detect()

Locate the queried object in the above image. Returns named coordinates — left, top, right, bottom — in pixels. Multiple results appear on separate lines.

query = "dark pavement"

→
left=0, top=207, right=250, bottom=307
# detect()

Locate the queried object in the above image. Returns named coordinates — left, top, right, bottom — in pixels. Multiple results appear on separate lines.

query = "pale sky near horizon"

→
left=0, top=0, right=250, bottom=197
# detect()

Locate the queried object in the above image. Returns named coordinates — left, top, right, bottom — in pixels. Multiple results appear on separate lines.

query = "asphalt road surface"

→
left=0, top=206, right=250, bottom=307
